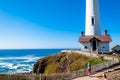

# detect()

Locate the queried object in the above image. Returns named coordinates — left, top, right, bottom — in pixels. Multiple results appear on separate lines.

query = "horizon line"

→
left=0, top=48, right=80, bottom=50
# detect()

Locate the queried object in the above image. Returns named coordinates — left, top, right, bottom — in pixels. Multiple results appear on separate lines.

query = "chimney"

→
left=104, top=30, right=108, bottom=35
left=81, top=31, right=84, bottom=36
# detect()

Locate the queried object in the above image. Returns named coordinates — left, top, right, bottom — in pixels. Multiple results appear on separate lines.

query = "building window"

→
left=85, top=46, right=87, bottom=49
left=114, top=49, right=117, bottom=52
left=91, top=17, right=95, bottom=25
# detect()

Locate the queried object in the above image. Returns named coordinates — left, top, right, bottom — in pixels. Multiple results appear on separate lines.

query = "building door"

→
left=92, top=40, right=96, bottom=51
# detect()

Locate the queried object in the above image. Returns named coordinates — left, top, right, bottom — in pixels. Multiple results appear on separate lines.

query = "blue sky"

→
left=0, top=0, right=120, bottom=49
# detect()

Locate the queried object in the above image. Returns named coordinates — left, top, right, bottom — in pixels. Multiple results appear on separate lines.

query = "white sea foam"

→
left=0, top=55, right=43, bottom=64
left=0, top=55, right=42, bottom=60
left=0, top=62, right=17, bottom=69
left=0, top=62, right=33, bottom=72
left=0, top=55, right=43, bottom=73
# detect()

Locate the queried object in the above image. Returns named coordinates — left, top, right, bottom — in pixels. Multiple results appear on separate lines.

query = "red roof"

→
left=79, top=35, right=112, bottom=43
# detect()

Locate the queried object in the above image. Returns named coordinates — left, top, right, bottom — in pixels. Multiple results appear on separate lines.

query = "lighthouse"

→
left=79, top=0, right=112, bottom=53
left=86, top=0, right=101, bottom=36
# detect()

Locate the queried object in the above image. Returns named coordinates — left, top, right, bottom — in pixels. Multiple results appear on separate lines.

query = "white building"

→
left=111, top=45, right=120, bottom=53
left=79, top=0, right=112, bottom=53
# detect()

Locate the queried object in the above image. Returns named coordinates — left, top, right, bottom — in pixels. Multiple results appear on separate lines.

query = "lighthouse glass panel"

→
left=91, top=17, right=95, bottom=25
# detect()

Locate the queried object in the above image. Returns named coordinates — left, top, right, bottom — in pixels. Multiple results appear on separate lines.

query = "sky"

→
left=0, top=0, right=120, bottom=49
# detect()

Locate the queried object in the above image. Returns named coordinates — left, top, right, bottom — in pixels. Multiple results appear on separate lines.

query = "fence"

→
left=0, top=51, right=119, bottom=80
left=105, top=69, right=120, bottom=80
left=0, top=59, right=119, bottom=80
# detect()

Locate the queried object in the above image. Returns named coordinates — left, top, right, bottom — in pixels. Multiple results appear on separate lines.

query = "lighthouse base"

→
left=79, top=35, right=112, bottom=53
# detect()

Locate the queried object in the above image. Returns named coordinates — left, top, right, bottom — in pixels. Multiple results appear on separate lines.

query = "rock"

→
left=32, top=52, right=107, bottom=74
left=33, top=59, right=46, bottom=74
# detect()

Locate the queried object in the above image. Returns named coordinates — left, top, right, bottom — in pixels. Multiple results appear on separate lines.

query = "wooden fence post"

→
left=46, top=74, right=47, bottom=80
left=39, top=73, right=41, bottom=80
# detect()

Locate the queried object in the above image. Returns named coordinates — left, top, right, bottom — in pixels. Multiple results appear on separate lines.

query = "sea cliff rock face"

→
left=32, top=52, right=106, bottom=74
left=33, top=52, right=70, bottom=74
left=33, top=59, right=46, bottom=74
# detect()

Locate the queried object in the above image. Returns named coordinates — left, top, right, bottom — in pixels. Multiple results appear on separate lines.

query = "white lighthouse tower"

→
left=86, top=0, right=101, bottom=36
left=79, top=0, right=112, bottom=53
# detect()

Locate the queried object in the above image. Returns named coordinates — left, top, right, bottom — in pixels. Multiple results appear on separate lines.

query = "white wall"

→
left=98, top=42, right=109, bottom=52
left=86, top=0, right=101, bottom=36
left=81, top=43, right=91, bottom=51
left=81, top=42, right=110, bottom=53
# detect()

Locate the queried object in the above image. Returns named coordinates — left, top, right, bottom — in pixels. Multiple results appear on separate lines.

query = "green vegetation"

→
left=33, top=52, right=108, bottom=74
left=0, top=74, right=29, bottom=80
left=0, top=74, right=73, bottom=80
left=44, top=63, right=59, bottom=74
left=102, top=53, right=120, bottom=62
left=0, top=52, right=116, bottom=80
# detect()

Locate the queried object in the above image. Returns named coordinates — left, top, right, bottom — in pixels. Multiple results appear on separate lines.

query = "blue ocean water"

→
left=0, top=49, right=63, bottom=73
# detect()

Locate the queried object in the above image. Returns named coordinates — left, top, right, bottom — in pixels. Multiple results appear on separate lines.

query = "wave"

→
left=0, top=62, right=13, bottom=68
left=0, top=55, right=43, bottom=73
left=0, top=55, right=42, bottom=60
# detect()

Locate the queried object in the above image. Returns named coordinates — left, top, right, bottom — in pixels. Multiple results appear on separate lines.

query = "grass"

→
left=34, top=52, right=108, bottom=74
left=44, top=63, right=60, bottom=74
left=0, top=52, right=111, bottom=80
left=0, top=74, right=29, bottom=80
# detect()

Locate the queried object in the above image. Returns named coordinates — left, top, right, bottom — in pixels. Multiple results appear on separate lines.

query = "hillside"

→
left=33, top=52, right=107, bottom=74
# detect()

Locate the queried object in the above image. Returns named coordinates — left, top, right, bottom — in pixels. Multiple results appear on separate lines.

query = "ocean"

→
left=0, top=49, right=63, bottom=73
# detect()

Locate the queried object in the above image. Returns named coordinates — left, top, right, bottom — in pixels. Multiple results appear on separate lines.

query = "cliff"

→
left=33, top=52, right=107, bottom=74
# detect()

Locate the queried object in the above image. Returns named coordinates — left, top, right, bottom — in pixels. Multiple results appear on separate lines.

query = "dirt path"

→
left=72, top=65, right=120, bottom=80
left=72, top=71, right=103, bottom=80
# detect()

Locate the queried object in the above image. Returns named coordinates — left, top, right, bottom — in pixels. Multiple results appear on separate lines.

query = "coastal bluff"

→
left=32, top=51, right=107, bottom=74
